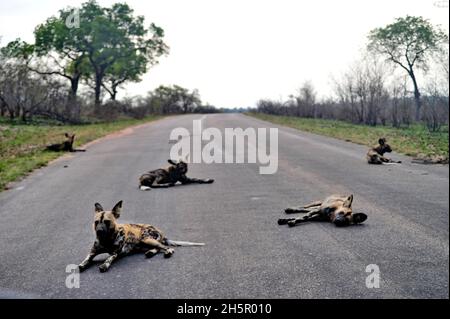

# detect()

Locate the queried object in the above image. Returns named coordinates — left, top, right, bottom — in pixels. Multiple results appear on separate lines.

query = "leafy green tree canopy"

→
left=368, top=15, right=448, bottom=120
left=32, top=0, right=169, bottom=104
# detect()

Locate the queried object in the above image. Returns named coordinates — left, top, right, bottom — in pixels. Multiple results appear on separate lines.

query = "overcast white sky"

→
left=0, top=0, right=448, bottom=107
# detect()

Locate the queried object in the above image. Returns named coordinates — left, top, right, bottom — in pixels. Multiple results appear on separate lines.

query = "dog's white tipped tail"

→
left=166, top=239, right=205, bottom=247
left=140, top=186, right=151, bottom=191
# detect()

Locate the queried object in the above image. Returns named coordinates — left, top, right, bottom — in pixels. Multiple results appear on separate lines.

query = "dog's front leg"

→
left=98, top=253, right=119, bottom=273
left=153, top=175, right=175, bottom=188
left=78, top=247, right=99, bottom=272
left=278, top=217, right=296, bottom=225
left=382, top=156, right=401, bottom=164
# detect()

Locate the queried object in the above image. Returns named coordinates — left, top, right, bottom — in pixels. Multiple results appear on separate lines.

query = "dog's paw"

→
left=98, top=264, right=109, bottom=273
left=145, top=249, right=158, bottom=258
left=206, top=179, right=214, bottom=184
left=164, top=248, right=174, bottom=258
left=78, top=264, right=87, bottom=272
left=287, top=220, right=297, bottom=227
left=140, top=186, right=151, bottom=191
left=278, top=218, right=288, bottom=225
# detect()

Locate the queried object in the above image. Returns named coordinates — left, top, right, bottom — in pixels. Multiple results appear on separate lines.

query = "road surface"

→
left=0, top=114, right=448, bottom=298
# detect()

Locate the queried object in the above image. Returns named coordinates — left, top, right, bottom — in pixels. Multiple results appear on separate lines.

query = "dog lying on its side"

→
left=78, top=201, right=204, bottom=273
left=46, top=133, right=86, bottom=152
left=278, top=194, right=367, bottom=227
left=366, top=138, right=400, bottom=164
left=139, top=158, right=214, bottom=191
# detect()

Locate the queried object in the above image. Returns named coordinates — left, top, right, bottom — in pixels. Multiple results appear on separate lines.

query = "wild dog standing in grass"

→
left=278, top=194, right=367, bottom=227
left=367, top=138, right=401, bottom=164
left=139, top=156, right=214, bottom=191
left=78, top=201, right=205, bottom=273
left=46, top=133, right=86, bottom=152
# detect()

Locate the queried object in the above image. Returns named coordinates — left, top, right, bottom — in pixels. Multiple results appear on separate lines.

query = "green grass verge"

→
left=0, top=115, right=164, bottom=190
left=247, top=113, right=448, bottom=160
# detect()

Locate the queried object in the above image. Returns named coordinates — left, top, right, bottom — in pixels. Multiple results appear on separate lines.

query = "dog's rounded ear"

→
left=344, top=194, right=354, bottom=208
left=352, top=213, right=367, bottom=224
left=378, top=138, right=386, bottom=145
left=95, top=203, right=104, bottom=213
left=112, top=200, right=122, bottom=219
left=168, top=159, right=177, bottom=165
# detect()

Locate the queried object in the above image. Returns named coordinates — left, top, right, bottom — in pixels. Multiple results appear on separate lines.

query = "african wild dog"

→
left=139, top=157, right=214, bottom=191
left=366, top=138, right=400, bottom=164
left=46, top=133, right=86, bottom=152
left=78, top=201, right=205, bottom=273
left=278, top=194, right=367, bottom=227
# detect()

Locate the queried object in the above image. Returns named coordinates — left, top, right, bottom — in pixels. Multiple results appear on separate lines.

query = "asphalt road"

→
left=0, top=114, right=448, bottom=299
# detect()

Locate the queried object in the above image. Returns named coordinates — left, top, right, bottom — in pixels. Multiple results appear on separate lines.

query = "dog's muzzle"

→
left=96, top=226, right=109, bottom=237
left=333, top=215, right=349, bottom=227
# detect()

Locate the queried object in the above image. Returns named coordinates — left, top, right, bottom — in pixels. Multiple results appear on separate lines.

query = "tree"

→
left=101, top=51, right=147, bottom=101
left=33, top=12, right=91, bottom=103
left=0, top=57, right=63, bottom=122
left=79, top=1, right=168, bottom=105
left=332, top=57, right=388, bottom=125
left=368, top=16, right=448, bottom=121
left=30, top=0, right=168, bottom=105
left=295, top=81, right=317, bottom=118
left=151, top=85, right=201, bottom=114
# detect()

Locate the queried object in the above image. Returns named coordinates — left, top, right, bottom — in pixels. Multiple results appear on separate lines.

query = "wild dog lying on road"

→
left=46, top=133, right=86, bottom=152
left=278, top=194, right=367, bottom=227
left=366, top=138, right=400, bottom=164
left=139, top=158, right=214, bottom=191
left=78, top=201, right=205, bottom=273
left=412, top=154, right=449, bottom=165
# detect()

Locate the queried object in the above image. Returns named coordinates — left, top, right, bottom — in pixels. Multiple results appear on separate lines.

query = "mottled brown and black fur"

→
left=139, top=159, right=214, bottom=190
left=278, top=194, right=367, bottom=227
left=46, top=133, right=86, bottom=152
left=366, top=138, right=400, bottom=164
left=78, top=201, right=204, bottom=273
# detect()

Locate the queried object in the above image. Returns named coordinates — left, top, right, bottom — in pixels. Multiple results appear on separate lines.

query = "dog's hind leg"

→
left=285, top=206, right=311, bottom=214
left=278, top=217, right=296, bottom=225
left=139, top=174, right=155, bottom=191
left=144, top=248, right=160, bottom=258
left=303, top=201, right=322, bottom=208
left=180, top=176, right=214, bottom=184
left=287, top=210, right=321, bottom=227
left=142, top=238, right=174, bottom=258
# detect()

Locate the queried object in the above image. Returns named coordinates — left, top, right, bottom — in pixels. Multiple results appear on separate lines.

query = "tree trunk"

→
left=69, top=76, right=80, bottom=102
left=0, top=101, right=5, bottom=117
left=409, top=70, right=421, bottom=122
left=111, top=86, right=117, bottom=101
left=94, top=72, right=103, bottom=106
